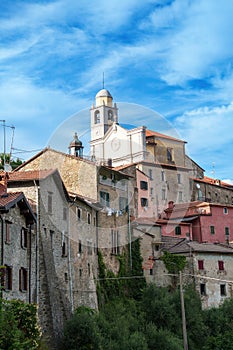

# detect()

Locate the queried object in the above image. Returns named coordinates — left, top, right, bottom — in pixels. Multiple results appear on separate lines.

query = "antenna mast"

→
left=103, top=72, right=105, bottom=89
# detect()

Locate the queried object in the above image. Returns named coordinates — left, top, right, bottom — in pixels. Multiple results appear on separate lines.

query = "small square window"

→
left=141, top=198, right=148, bottom=207
left=175, top=226, right=181, bottom=235
left=87, top=213, right=91, bottom=224
left=140, top=181, right=148, bottom=190
left=225, top=227, right=230, bottom=236
left=77, top=208, right=81, bottom=221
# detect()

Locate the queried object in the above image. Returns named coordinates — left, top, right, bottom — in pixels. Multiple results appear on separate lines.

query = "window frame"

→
left=218, top=260, right=224, bottom=271
left=140, top=180, right=148, bottom=191
left=19, top=267, right=28, bottom=292
left=21, top=227, right=28, bottom=249
left=100, top=191, right=110, bottom=207
left=198, top=260, right=204, bottom=270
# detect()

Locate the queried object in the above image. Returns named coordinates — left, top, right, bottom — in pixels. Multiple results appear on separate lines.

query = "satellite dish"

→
left=196, top=183, right=200, bottom=189
left=4, top=163, right=12, bottom=172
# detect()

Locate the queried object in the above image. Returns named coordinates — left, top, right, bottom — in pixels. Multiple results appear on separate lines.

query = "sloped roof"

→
left=146, top=129, right=186, bottom=143
left=163, top=238, right=233, bottom=254
left=0, top=192, right=36, bottom=223
left=9, top=169, right=56, bottom=181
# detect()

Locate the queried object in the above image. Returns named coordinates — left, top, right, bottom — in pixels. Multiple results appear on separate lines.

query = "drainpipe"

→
left=28, top=224, right=32, bottom=304
left=34, top=181, right=40, bottom=305
left=127, top=182, right=132, bottom=270
left=67, top=205, right=74, bottom=313
left=0, top=215, right=3, bottom=266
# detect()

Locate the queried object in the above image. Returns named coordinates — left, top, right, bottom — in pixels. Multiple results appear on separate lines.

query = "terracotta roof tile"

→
left=9, top=169, right=56, bottom=181
left=0, top=192, right=23, bottom=207
left=146, top=129, right=185, bottom=143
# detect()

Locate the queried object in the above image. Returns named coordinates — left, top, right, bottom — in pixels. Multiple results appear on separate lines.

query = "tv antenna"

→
left=211, top=162, right=215, bottom=178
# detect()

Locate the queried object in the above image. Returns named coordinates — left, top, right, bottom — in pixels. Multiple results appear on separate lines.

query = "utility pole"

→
left=0, top=120, right=6, bottom=167
left=180, top=271, right=188, bottom=350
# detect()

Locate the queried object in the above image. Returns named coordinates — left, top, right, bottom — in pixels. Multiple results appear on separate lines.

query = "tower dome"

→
left=95, top=88, right=113, bottom=107
left=68, top=132, right=83, bottom=158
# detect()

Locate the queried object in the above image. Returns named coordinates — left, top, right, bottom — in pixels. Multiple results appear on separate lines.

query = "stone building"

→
left=15, top=147, right=132, bottom=274
left=0, top=172, right=36, bottom=304
left=191, top=176, right=233, bottom=205
left=161, top=237, right=233, bottom=308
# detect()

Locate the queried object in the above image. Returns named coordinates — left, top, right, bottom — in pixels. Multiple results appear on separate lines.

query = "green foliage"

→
left=0, top=299, right=40, bottom=349
left=162, top=251, right=186, bottom=274
left=0, top=153, right=23, bottom=170
left=62, top=308, right=101, bottom=350
left=97, top=239, right=146, bottom=305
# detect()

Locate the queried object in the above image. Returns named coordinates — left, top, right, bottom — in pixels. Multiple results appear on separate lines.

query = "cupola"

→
left=68, top=132, right=83, bottom=158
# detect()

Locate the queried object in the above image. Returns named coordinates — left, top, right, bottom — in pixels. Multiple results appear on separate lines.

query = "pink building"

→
left=162, top=201, right=233, bottom=243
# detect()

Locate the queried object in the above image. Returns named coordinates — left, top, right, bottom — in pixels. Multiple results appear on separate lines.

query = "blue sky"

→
left=1, top=0, right=233, bottom=182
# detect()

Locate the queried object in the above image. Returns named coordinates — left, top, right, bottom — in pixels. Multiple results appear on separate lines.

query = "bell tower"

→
left=90, top=89, right=118, bottom=142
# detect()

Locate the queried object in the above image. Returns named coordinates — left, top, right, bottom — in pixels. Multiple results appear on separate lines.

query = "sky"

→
left=1, top=0, right=233, bottom=182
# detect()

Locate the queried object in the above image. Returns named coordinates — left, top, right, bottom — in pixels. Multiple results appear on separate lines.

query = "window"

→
left=64, top=273, right=68, bottom=283
left=140, top=181, right=148, bottom=190
left=88, top=263, right=91, bottom=276
left=108, top=110, right=113, bottom=121
left=150, top=188, right=153, bottom=196
left=63, top=207, right=67, bottom=220
left=148, top=169, right=153, bottom=180
left=111, top=229, right=119, bottom=255
left=119, top=197, right=128, bottom=212
left=21, top=228, right=28, bottom=249
left=161, top=171, right=165, bottom=181
left=48, top=192, right=53, bottom=214
left=1, top=265, right=12, bottom=290
left=87, top=213, right=91, bottom=224
left=78, top=240, right=82, bottom=254
left=141, top=197, right=148, bottom=207
left=79, top=268, right=82, bottom=277
left=225, top=227, right=230, bottom=236
left=223, top=207, right=228, bottom=215
left=19, top=267, right=28, bottom=291
left=77, top=208, right=81, bottom=221
left=220, top=284, right=226, bottom=296
left=162, top=189, right=166, bottom=200
left=198, top=260, right=204, bottom=270
left=62, top=241, right=67, bottom=257
left=177, top=174, right=181, bottom=184
left=210, top=225, right=215, bottom=234
left=5, top=221, right=11, bottom=243
left=226, top=196, right=229, bottom=204
left=218, top=260, right=224, bottom=271
left=100, top=191, right=110, bottom=207
left=167, top=148, right=173, bottom=162
left=175, top=226, right=181, bottom=235
left=178, top=191, right=183, bottom=202
left=200, top=283, right=206, bottom=296
left=87, top=240, right=92, bottom=255
left=197, top=189, right=202, bottom=200
left=5, top=265, right=12, bottom=290
left=232, top=197, right=233, bottom=205
left=94, top=110, right=100, bottom=124
left=150, top=269, right=153, bottom=276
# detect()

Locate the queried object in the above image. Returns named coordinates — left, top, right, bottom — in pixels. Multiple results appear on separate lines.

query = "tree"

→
left=0, top=153, right=22, bottom=170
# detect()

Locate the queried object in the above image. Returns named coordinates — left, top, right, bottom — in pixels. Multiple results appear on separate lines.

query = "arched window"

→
left=108, top=110, right=113, bottom=121
left=94, top=110, right=100, bottom=124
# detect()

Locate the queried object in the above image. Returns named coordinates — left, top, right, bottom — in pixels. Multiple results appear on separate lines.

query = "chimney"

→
left=168, top=201, right=174, bottom=209
left=0, top=172, right=9, bottom=196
